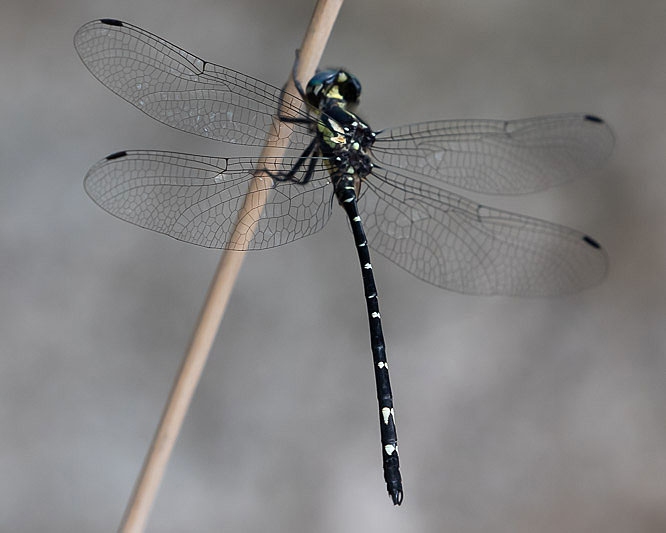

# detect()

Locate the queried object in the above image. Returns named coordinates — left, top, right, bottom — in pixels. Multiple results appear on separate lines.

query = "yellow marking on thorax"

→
left=329, top=119, right=346, bottom=134
left=323, top=84, right=346, bottom=103
left=317, top=114, right=348, bottom=146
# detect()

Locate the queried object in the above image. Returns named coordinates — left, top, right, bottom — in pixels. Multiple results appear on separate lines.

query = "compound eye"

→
left=343, top=79, right=362, bottom=104
left=304, top=87, right=321, bottom=108
left=306, top=69, right=340, bottom=106
left=308, top=69, right=338, bottom=87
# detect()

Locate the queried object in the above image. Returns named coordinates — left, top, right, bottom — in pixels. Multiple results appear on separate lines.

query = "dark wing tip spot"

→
left=100, top=18, right=124, bottom=27
left=106, top=150, right=127, bottom=161
left=582, top=235, right=602, bottom=249
left=584, top=114, right=604, bottom=124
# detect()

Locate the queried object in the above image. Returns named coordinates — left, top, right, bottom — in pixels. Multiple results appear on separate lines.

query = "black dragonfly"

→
left=74, top=19, right=613, bottom=506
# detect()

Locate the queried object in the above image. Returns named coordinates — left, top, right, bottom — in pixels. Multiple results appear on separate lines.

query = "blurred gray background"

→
left=1, top=0, right=665, bottom=531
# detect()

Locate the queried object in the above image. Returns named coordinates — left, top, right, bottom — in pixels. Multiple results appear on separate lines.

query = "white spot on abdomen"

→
left=364, top=263, right=372, bottom=269
left=384, top=444, right=398, bottom=456
left=381, top=407, right=395, bottom=425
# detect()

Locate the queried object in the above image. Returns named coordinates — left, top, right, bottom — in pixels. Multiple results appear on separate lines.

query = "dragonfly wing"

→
left=74, top=19, right=313, bottom=149
left=359, top=166, right=608, bottom=296
left=372, top=114, right=614, bottom=194
left=84, top=151, right=334, bottom=250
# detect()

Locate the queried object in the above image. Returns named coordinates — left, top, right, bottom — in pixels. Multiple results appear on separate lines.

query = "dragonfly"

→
left=74, top=18, right=613, bottom=506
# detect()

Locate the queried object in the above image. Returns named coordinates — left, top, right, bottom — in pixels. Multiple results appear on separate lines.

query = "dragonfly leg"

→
left=276, top=49, right=323, bottom=122
left=291, top=49, right=307, bottom=100
left=276, top=87, right=310, bottom=123
left=264, top=139, right=316, bottom=184
left=299, top=155, right=318, bottom=185
left=277, top=52, right=312, bottom=124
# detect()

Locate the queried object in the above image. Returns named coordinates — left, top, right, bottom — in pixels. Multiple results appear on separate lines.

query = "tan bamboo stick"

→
left=118, top=1, right=344, bottom=531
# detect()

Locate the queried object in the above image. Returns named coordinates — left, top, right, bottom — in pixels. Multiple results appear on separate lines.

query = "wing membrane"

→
left=76, top=20, right=611, bottom=294
left=74, top=19, right=313, bottom=149
left=84, top=151, right=334, bottom=250
left=360, top=166, right=608, bottom=296
left=372, top=114, right=614, bottom=194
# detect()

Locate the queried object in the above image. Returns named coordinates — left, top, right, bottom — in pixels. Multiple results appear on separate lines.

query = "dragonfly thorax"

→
left=313, top=102, right=375, bottom=203
left=305, top=69, right=376, bottom=197
left=326, top=136, right=374, bottom=205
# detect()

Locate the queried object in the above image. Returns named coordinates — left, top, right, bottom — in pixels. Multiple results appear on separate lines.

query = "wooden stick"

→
left=119, top=2, right=344, bottom=531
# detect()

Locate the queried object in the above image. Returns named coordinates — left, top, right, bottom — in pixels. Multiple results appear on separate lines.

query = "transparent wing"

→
left=74, top=19, right=313, bottom=149
left=371, top=114, right=614, bottom=194
left=359, top=166, right=608, bottom=296
left=84, top=151, right=334, bottom=250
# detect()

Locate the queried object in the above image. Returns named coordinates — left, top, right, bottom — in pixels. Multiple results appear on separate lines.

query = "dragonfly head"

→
left=305, top=69, right=361, bottom=109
